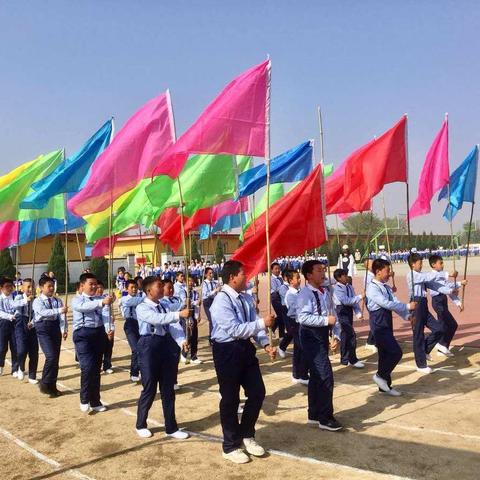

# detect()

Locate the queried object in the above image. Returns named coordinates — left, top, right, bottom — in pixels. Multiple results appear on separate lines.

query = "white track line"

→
left=0, top=426, right=96, bottom=480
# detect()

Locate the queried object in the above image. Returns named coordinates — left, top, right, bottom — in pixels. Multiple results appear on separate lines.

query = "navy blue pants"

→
left=412, top=297, right=444, bottom=368
left=369, top=308, right=402, bottom=387
left=212, top=340, right=266, bottom=453
left=103, top=334, right=114, bottom=371
left=300, top=325, right=334, bottom=423
left=73, top=326, right=107, bottom=406
left=271, top=292, right=285, bottom=338
left=181, top=317, right=198, bottom=358
left=124, top=317, right=140, bottom=377
left=431, top=294, right=458, bottom=349
left=203, top=297, right=214, bottom=341
left=36, top=320, right=61, bottom=385
left=279, top=306, right=293, bottom=351
left=336, top=306, right=359, bottom=365
left=136, top=334, right=179, bottom=433
left=0, top=318, right=18, bottom=372
left=291, top=320, right=309, bottom=380
left=14, top=317, right=38, bottom=379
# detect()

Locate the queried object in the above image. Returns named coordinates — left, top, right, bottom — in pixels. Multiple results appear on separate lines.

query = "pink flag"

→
left=69, top=91, right=175, bottom=217
left=152, top=60, right=270, bottom=178
left=0, top=221, right=19, bottom=250
left=91, top=235, right=118, bottom=257
left=409, top=118, right=450, bottom=219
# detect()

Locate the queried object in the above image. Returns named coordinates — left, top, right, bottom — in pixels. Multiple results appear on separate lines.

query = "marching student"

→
left=210, top=260, right=276, bottom=464
left=367, top=259, right=416, bottom=396
left=406, top=253, right=455, bottom=373
left=277, top=270, right=294, bottom=358
left=173, top=271, right=187, bottom=301
left=32, top=276, right=68, bottom=396
left=284, top=270, right=309, bottom=385
left=180, top=277, right=202, bottom=365
left=270, top=262, right=285, bottom=337
left=201, top=267, right=220, bottom=343
left=135, top=276, right=190, bottom=439
left=296, top=260, right=343, bottom=431
left=71, top=273, right=113, bottom=412
left=119, top=279, right=144, bottom=382
left=97, top=281, right=115, bottom=375
left=428, top=254, right=466, bottom=357
left=0, top=276, right=19, bottom=376
left=332, top=269, right=365, bottom=368
left=13, top=278, right=39, bottom=383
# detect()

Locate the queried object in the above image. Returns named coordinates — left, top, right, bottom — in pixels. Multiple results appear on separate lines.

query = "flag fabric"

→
left=213, top=212, right=248, bottom=233
left=21, top=119, right=113, bottom=210
left=238, top=140, right=313, bottom=197
left=438, top=145, right=478, bottom=221
left=232, top=165, right=327, bottom=279
left=323, top=163, right=334, bottom=178
left=409, top=118, right=450, bottom=219
left=0, top=150, right=63, bottom=222
left=68, top=91, right=175, bottom=216
left=152, top=60, right=270, bottom=178
left=92, top=235, right=119, bottom=257
left=342, top=116, right=407, bottom=212
left=0, top=222, right=20, bottom=250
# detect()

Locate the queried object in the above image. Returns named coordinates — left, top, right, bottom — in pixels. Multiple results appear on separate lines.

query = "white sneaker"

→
left=28, top=378, right=38, bottom=384
left=243, top=437, right=265, bottom=456
left=91, top=404, right=107, bottom=413
left=190, top=358, right=203, bottom=365
left=180, top=355, right=190, bottom=364
left=277, top=348, right=286, bottom=359
left=222, top=449, right=250, bottom=464
left=237, top=404, right=244, bottom=414
left=174, top=384, right=181, bottom=391
left=307, top=419, right=320, bottom=426
left=373, top=374, right=390, bottom=392
left=416, top=366, right=433, bottom=374
left=166, top=430, right=189, bottom=440
left=292, top=377, right=309, bottom=386
left=348, top=361, right=365, bottom=369
left=17, top=369, right=25, bottom=380
left=437, top=345, right=454, bottom=357
left=105, top=368, right=114, bottom=374
left=130, top=375, right=140, bottom=382
left=426, top=354, right=432, bottom=361
left=366, top=343, right=377, bottom=352
left=136, top=428, right=152, bottom=438
left=12, top=371, right=18, bottom=378
left=80, top=403, right=90, bottom=413
left=382, top=388, right=402, bottom=397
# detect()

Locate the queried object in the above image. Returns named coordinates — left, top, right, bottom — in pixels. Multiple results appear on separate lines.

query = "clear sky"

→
left=1, top=0, right=479, bottom=234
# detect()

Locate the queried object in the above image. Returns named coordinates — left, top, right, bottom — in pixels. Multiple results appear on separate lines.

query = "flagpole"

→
left=198, top=209, right=214, bottom=324
left=250, top=193, right=260, bottom=307
left=445, top=113, right=457, bottom=277
left=61, top=148, right=70, bottom=307
left=153, top=225, right=160, bottom=268
left=461, top=200, right=475, bottom=311
left=29, top=218, right=39, bottom=325
left=382, top=190, right=396, bottom=289
left=138, top=225, right=145, bottom=274
left=15, top=244, right=19, bottom=292
left=404, top=114, right=415, bottom=301
left=75, top=231, right=85, bottom=271
left=107, top=204, right=114, bottom=332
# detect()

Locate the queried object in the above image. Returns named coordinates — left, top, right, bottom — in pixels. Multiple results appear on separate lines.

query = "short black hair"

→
left=428, top=254, right=443, bottom=267
left=142, top=275, right=161, bottom=293
left=125, top=279, right=137, bottom=288
left=79, top=273, right=97, bottom=284
left=372, top=258, right=391, bottom=274
left=205, top=267, right=213, bottom=274
left=0, top=276, right=14, bottom=287
left=285, top=270, right=299, bottom=282
left=39, top=276, right=55, bottom=287
left=407, top=253, right=422, bottom=267
left=333, top=268, right=348, bottom=281
left=22, top=277, right=33, bottom=284
left=271, top=262, right=280, bottom=269
left=176, top=271, right=184, bottom=278
left=97, top=280, right=105, bottom=287
left=163, top=279, right=173, bottom=286
left=301, top=260, right=323, bottom=278
left=221, top=260, right=243, bottom=284
left=117, top=267, right=125, bottom=273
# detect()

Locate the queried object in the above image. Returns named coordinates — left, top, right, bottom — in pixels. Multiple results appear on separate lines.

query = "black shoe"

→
left=49, top=385, right=63, bottom=397
left=319, top=417, right=343, bottom=432
left=38, top=382, right=51, bottom=396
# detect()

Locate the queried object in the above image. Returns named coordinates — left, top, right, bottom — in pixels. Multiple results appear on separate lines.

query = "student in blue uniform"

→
left=71, top=273, right=114, bottom=413
left=32, top=276, right=68, bottom=396
left=277, top=270, right=293, bottom=358
left=296, top=260, right=342, bottom=432
left=96, top=281, right=115, bottom=374
left=210, top=260, right=276, bottom=464
left=173, top=272, right=187, bottom=300
left=428, top=254, right=466, bottom=357
left=180, top=277, right=202, bottom=364
left=13, top=278, right=38, bottom=383
left=367, top=259, right=416, bottom=396
left=406, top=253, right=455, bottom=374
left=119, top=279, right=144, bottom=382
left=270, top=262, right=285, bottom=337
left=0, top=276, right=19, bottom=376
left=135, top=276, right=190, bottom=439
left=333, top=268, right=365, bottom=369
left=201, top=267, right=220, bottom=344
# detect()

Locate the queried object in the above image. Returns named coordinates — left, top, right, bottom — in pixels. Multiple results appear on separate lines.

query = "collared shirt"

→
left=119, top=294, right=144, bottom=319
left=270, top=275, right=283, bottom=293
left=173, top=281, right=187, bottom=303
left=279, top=282, right=289, bottom=306
left=406, top=270, right=453, bottom=298
left=13, top=292, right=33, bottom=319
left=164, top=295, right=183, bottom=312
left=71, top=293, right=105, bottom=331
left=297, top=284, right=331, bottom=328
left=136, top=297, right=184, bottom=347
left=32, top=293, right=67, bottom=332
left=210, top=284, right=268, bottom=346
left=0, top=292, right=17, bottom=321
left=366, top=279, right=409, bottom=320
left=333, top=282, right=362, bottom=315
left=202, top=279, right=218, bottom=300
left=189, top=289, right=200, bottom=320
left=428, top=270, right=461, bottom=305
left=284, top=286, right=300, bottom=318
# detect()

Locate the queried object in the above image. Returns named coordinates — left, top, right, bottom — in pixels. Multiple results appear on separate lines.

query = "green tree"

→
left=89, top=256, right=109, bottom=286
left=0, top=248, right=16, bottom=278
left=342, top=213, right=383, bottom=235
left=327, top=237, right=340, bottom=265
left=48, top=235, right=67, bottom=293
left=215, top=238, right=225, bottom=264
left=191, top=238, right=202, bottom=262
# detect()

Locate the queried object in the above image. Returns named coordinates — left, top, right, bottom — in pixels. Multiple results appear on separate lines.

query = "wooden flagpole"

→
left=461, top=200, right=475, bottom=311
left=381, top=190, right=396, bottom=289
left=75, top=231, right=85, bottom=272
left=445, top=113, right=457, bottom=278
left=15, top=244, right=19, bottom=292
left=404, top=114, right=415, bottom=301
left=107, top=203, right=114, bottom=332
left=28, top=218, right=39, bottom=324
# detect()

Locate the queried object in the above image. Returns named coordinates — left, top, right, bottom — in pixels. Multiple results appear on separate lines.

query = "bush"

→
left=215, top=238, right=225, bottom=264
left=0, top=248, right=15, bottom=278
left=89, top=256, right=109, bottom=286
left=47, top=235, right=67, bottom=294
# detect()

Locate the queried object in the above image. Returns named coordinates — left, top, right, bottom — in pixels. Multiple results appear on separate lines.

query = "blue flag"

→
left=21, top=119, right=113, bottom=210
left=238, top=140, right=313, bottom=198
left=198, top=224, right=211, bottom=240
left=438, top=145, right=478, bottom=221
left=212, top=212, right=247, bottom=233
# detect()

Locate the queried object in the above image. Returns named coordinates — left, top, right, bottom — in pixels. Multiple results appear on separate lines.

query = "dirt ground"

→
left=0, top=268, right=479, bottom=480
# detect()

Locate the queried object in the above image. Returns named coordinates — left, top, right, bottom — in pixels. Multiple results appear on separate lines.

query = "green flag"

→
left=323, top=163, right=334, bottom=178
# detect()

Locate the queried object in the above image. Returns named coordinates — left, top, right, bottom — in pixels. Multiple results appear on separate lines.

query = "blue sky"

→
left=1, top=1, right=479, bottom=234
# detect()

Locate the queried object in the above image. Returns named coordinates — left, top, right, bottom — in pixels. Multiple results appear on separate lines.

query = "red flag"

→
left=0, top=221, right=20, bottom=250
left=232, top=165, right=327, bottom=279
left=91, top=235, right=118, bottom=257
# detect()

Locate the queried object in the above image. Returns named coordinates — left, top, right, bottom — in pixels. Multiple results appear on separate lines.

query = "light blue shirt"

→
left=201, top=279, right=218, bottom=300
left=164, top=295, right=183, bottom=312
left=119, top=294, right=144, bottom=319
left=428, top=270, right=461, bottom=305
left=32, top=294, right=67, bottom=333
left=136, top=297, right=185, bottom=347
left=71, top=293, right=105, bottom=331
left=210, top=284, right=269, bottom=347
left=0, top=293, right=18, bottom=321
left=279, top=283, right=289, bottom=306
left=173, top=281, right=187, bottom=302
left=333, top=282, right=362, bottom=315
left=406, top=271, right=453, bottom=298
left=284, top=286, right=300, bottom=318
left=366, top=279, right=410, bottom=320
left=13, top=293, right=33, bottom=319
left=270, top=275, right=283, bottom=293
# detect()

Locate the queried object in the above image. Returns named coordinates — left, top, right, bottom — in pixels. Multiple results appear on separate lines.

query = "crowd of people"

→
left=0, top=244, right=470, bottom=464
